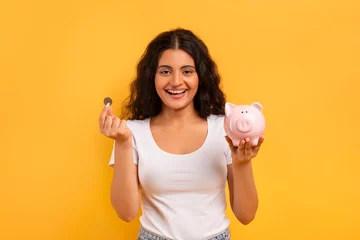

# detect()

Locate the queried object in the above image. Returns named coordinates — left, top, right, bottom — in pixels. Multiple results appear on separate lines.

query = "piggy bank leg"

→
left=251, top=138, right=259, bottom=146
left=232, top=139, right=240, bottom=147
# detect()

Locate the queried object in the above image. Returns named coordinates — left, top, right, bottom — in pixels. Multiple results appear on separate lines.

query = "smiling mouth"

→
left=166, top=90, right=187, bottom=95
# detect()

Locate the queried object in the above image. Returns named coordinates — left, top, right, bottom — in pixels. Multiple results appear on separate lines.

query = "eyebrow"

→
left=157, top=65, right=195, bottom=69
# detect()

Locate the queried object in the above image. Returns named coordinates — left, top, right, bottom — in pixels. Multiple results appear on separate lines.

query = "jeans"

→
left=137, top=225, right=231, bottom=240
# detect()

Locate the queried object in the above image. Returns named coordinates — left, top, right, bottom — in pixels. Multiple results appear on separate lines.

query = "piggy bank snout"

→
left=236, top=118, right=253, bottom=133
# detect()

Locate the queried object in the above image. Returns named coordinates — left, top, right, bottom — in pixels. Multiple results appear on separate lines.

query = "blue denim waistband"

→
left=137, top=225, right=231, bottom=240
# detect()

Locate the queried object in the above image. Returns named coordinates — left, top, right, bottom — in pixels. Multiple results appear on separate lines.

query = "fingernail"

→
left=105, top=103, right=110, bottom=108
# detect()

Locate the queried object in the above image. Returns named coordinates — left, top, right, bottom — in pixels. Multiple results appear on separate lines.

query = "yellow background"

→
left=1, top=0, right=359, bottom=239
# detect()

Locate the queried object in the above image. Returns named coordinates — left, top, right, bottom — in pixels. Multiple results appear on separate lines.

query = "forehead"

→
left=158, top=49, right=195, bottom=66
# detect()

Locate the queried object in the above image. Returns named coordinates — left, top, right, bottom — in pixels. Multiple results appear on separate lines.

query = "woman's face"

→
left=154, top=49, right=199, bottom=113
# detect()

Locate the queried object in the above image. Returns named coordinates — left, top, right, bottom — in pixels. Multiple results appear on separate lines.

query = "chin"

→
left=164, top=104, right=190, bottom=111
left=159, top=91, right=196, bottom=112
left=162, top=101, right=194, bottom=112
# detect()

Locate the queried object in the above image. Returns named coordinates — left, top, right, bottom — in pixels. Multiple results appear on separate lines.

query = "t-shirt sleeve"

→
left=108, top=136, right=139, bottom=166
left=219, top=115, right=232, bottom=165
left=224, top=138, right=233, bottom=165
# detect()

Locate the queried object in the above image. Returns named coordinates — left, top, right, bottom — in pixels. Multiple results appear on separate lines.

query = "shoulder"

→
left=208, top=114, right=232, bottom=163
left=207, top=114, right=226, bottom=137
left=125, top=118, right=149, bottom=132
left=125, top=118, right=150, bottom=150
left=208, top=114, right=225, bottom=123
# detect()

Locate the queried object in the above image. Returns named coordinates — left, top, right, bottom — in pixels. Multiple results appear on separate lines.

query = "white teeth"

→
left=167, top=90, right=186, bottom=94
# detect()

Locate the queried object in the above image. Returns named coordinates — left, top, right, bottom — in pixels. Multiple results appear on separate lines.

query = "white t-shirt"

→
left=109, top=114, right=233, bottom=240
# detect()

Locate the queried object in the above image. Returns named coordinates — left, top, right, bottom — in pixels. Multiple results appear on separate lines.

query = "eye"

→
left=183, top=70, right=194, bottom=75
left=246, top=111, right=248, bottom=113
left=160, top=70, right=171, bottom=75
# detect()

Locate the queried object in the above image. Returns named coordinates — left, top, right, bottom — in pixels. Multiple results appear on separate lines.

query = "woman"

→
left=99, top=28, right=264, bottom=240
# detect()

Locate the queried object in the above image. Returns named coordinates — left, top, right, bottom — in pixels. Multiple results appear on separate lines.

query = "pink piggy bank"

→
left=224, top=102, right=266, bottom=146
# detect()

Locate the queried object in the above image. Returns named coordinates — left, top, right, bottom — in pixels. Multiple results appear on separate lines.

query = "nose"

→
left=236, top=119, right=253, bottom=132
left=170, top=71, right=183, bottom=86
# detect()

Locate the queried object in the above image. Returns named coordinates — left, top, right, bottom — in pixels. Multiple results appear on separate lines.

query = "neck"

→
left=155, top=104, right=202, bottom=125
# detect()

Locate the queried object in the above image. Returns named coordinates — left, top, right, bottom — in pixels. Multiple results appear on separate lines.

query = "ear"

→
left=251, top=102, right=263, bottom=112
left=225, top=102, right=237, bottom=117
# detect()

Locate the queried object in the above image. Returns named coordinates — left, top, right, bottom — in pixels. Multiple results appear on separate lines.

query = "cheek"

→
left=186, top=76, right=199, bottom=88
left=154, top=78, right=168, bottom=99
left=155, top=86, right=164, bottom=98
left=154, top=77, right=164, bottom=90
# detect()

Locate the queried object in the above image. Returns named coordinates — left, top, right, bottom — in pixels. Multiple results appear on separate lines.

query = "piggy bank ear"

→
left=251, top=102, right=263, bottom=112
left=225, top=102, right=237, bottom=117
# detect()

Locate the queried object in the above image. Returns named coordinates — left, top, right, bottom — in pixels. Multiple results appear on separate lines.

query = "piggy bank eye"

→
left=246, top=111, right=248, bottom=113
left=241, top=111, right=244, bottom=113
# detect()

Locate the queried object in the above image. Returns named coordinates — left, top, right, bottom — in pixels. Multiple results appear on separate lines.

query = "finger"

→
left=99, top=105, right=110, bottom=129
left=245, top=138, right=251, bottom=155
left=225, top=136, right=237, bottom=153
left=104, top=115, right=113, bottom=134
left=106, top=104, right=115, bottom=117
left=111, top=117, right=121, bottom=134
left=253, top=136, right=264, bottom=152
left=118, top=119, right=126, bottom=130
left=224, top=136, right=233, bottom=147
left=239, top=139, right=246, bottom=151
left=258, top=135, right=265, bottom=146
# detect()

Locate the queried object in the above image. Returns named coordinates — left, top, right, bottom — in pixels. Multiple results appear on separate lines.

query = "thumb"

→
left=224, top=136, right=236, bottom=154
left=224, top=136, right=235, bottom=150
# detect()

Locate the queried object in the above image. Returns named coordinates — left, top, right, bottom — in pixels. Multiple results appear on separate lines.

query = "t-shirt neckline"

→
left=146, top=116, right=212, bottom=157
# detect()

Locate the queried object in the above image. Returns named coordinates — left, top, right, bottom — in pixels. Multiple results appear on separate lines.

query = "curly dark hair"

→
left=121, top=28, right=226, bottom=120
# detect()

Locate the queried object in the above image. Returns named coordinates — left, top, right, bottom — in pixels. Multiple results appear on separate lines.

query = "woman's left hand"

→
left=225, top=136, right=264, bottom=164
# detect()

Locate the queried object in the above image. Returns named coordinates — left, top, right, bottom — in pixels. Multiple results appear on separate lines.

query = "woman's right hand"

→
left=99, top=104, right=132, bottom=143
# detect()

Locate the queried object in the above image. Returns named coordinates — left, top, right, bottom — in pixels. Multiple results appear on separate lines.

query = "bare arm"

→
left=227, top=162, right=258, bottom=225
left=225, top=136, right=264, bottom=225
left=110, top=141, right=140, bottom=222
left=99, top=104, right=140, bottom=222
